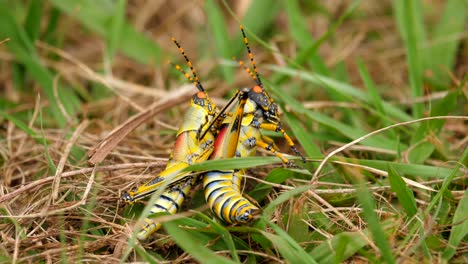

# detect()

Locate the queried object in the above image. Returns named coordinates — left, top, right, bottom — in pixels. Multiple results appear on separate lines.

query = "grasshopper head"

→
left=248, top=85, right=280, bottom=124
left=191, top=91, right=217, bottom=116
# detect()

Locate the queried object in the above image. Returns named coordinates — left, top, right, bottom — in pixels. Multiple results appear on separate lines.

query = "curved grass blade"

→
left=311, top=231, right=368, bottom=264
left=260, top=221, right=318, bottom=264
left=442, top=189, right=468, bottom=261
left=387, top=164, right=418, bottom=217
left=196, top=213, right=240, bottom=262
left=355, top=181, right=396, bottom=264
left=164, top=219, right=237, bottom=264
left=185, top=156, right=289, bottom=172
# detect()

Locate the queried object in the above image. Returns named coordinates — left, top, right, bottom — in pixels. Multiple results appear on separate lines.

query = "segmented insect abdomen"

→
left=203, top=170, right=260, bottom=224
left=136, top=178, right=193, bottom=240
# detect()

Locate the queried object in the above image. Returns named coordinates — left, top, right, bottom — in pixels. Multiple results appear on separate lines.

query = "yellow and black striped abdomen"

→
left=203, top=170, right=260, bottom=224
left=136, top=178, right=193, bottom=240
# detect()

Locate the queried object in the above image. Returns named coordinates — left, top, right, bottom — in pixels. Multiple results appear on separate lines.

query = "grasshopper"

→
left=121, top=38, right=220, bottom=205
left=122, top=38, right=224, bottom=240
left=203, top=89, right=260, bottom=224
left=202, top=26, right=306, bottom=224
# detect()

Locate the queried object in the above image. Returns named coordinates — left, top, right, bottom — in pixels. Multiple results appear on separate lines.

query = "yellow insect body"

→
left=203, top=25, right=306, bottom=225
left=203, top=90, right=262, bottom=224
left=121, top=92, right=217, bottom=204
left=204, top=170, right=259, bottom=224
left=126, top=92, right=219, bottom=240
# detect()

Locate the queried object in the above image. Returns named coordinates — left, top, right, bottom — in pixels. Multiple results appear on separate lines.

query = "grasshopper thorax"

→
left=248, top=85, right=280, bottom=124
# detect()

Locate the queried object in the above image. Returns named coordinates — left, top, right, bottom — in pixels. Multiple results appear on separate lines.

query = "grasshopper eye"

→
left=268, top=103, right=278, bottom=116
left=266, top=103, right=280, bottom=123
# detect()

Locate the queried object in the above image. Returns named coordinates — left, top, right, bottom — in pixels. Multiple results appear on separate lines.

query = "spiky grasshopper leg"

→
left=258, top=123, right=306, bottom=163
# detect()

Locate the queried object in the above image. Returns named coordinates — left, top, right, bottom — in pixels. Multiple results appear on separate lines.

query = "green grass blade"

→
left=425, top=147, right=468, bottom=213
left=164, top=220, right=237, bottom=264
left=284, top=0, right=328, bottom=75
left=355, top=181, right=395, bottom=264
left=50, top=0, right=161, bottom=64
left=250, top=177, right=314, bottom=251
left=205, top=0, right=234, bottom=84
left=1, top=106, right=76, bottom=172
left=250, top=168, right=305, bottom=202
left=196, top=213, right=240, bottom=262
left=268, top=66, right=412, bottom=122
left=0, top=5, right=36, bottom=54
left=357, top=58, right=393, bottom=134
left=393, top=0, right=425, bottom=118
left=263, top=185, right=311, bottom=217
left=268, top=81, right=402, bottom=151
left=24, top=0, right=43, bottom=40
left=300, top=112, right=394, bottom=150
left=284, top=111, right=322, bottom=158
left=262, top=222, right=318, bottom=264
left=0, top=5, right=78, bottom=126
left=287, top=209, right=310, bottom=244
left=185, top=156, right=289, bottom=172
left=285, top=0, right=360, bottom=71
left=0, top=111, right=38, bottom=138
left=241, top=0, right=282, bottom=36
left=424, top=0, right=467, bottom=87
left=268, top=1, right=360, bottom=93
left=354, top=159, right=455, bottom=179
left=442, top=189, right=468, bottom=261
left=284, top=1, right=359, bottom=119
left=77, top=182, right=99, bottom=261
left=259, top=231, right=298, bottom=261
left=225, top=0, right=282, bottom=57
left=310, top=231, right=369, bottom=263
left=105, top=0, right=126, bottom=67
left=38, top=110, right=57, bottom=174
left=133, top=245, right=161, bottom=263
left=387, top=164, right=418, bottom=217
left=43, top=7, right=61, bottom=44
left=408, top=91, right=458, bottom=163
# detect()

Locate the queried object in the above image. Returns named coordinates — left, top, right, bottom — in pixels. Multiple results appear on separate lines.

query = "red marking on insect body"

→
left=210, top=126, right=228, bottom=159
left=252, top=85, right=262, bottom=93
left=197, top=91, right=206, bottom=99
left=172, top=132, right=188, bottom=160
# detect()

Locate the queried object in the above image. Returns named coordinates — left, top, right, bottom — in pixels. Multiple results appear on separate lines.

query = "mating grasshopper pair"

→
left=121, top=26, right=306, bottom=241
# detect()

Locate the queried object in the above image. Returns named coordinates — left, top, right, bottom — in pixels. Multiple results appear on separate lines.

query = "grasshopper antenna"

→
left=240, top=25, right=262, bottom=88
left=169, top=61, right=194, bottom=82
left=235, top=58, right=257, bottom=82
left=172, top=37, right=205, bottom=92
